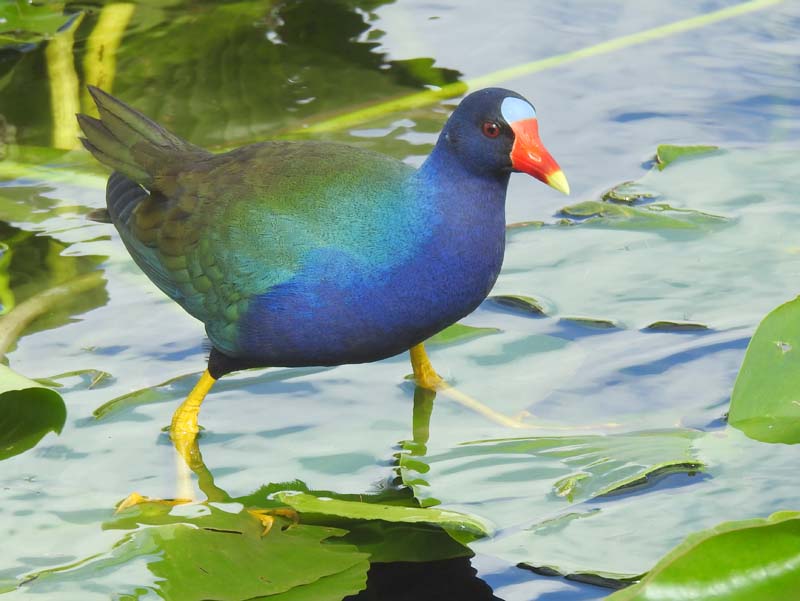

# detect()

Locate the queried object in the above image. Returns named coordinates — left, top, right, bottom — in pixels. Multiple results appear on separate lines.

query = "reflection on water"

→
left=1, top=0, right=800, bottom=599
left=0, top=221, right=107, bottom=337
left=1, top=0, right=460, bottom=149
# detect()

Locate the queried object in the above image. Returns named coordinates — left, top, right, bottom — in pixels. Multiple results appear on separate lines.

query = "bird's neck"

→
left=418, top=142, right=510, bottom=196
left=415, top=142, right=510, bottom=224
left=409, top=141, right=510, bottom=307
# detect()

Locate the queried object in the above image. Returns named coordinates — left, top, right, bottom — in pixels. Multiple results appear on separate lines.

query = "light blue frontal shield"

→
left=500, top=97, right=536, bottom=124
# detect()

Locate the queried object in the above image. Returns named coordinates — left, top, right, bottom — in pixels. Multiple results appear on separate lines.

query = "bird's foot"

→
left=248, top=508, right=300, bottom=536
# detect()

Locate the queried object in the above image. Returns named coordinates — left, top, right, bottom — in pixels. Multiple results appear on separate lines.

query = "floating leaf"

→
left=427, top=323, right=500, bottom=346
left=0, top=364, right=65, bottom=461
left=729, top=296, right=800, bottom=443
left=489, top=294, right=546, bottom=316
left=519, top=560, right=640, bottom=590
left=506, top=219, right=545, bottom=230
left=17, top=502, right=369, bottom=600
left=645, top=321, right=709, bottom=332
left=655, top=144, right=719, bottom=170
left=237, top=481, right=475, bottom=563
left=601, top=181, right=657, bottom=204
left=93, top=367, right=325, bottom=419
left=608, top=511, right=800, bottom=600
left=560, top=316, right=618, bottom=329
left=35, top=368, right=113, bottom=389
left=559, top=201, right=727, bottom=231
left=275, top=491, right=491, bottom=537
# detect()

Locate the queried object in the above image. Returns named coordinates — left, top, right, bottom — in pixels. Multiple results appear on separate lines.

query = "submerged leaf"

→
left=729, top=296, right=800, bottom=443
left=608, top=511, right=800, bottom=600
left=0, top=364, right=65, bottom=460
left=401, top=429, right=704, bottom=509
left=655, top=144, right=719, bottom=170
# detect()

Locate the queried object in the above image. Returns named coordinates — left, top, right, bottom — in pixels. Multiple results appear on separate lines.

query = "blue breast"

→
left=236, top=146, right=510, bottom=367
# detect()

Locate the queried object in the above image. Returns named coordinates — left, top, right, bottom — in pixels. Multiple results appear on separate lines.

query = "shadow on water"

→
left=345, top=557, right=502, bottom=601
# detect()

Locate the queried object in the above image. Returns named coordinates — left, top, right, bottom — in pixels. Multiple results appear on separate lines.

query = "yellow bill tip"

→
left=546, top=170, right=570, bottom=195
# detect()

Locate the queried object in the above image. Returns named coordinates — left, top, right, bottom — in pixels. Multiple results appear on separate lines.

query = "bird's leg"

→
left=170, top=369, right=216, bottom=463
left=117, top=370, right=219, bottom=510
left=409, top=342, right=535, bottom=429
left=409, top=343, right=445, bottom=390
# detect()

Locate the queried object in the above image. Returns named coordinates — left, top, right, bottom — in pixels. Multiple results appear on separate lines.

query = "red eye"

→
left=482, top=121, right=501, bottom=138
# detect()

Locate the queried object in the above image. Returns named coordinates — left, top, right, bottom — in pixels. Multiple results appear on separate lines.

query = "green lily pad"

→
left=609, top=511, right=800, bottom=600
left=237, top=481, right=476, bottom=563
left=655, top=144, right=719, bottom=170
left=275, top=492, right=491, bottom=537
left=17, top=502, right=369, bottom=600
left=729, top=296, right=800, bottom=443
left=559, top=201, right=727, bottom=231
left=0, top=364, right=66, bottom=461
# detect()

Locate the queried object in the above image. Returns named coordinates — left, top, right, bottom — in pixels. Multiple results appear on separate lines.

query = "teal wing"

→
left=107, top=141, right=415, bottom=355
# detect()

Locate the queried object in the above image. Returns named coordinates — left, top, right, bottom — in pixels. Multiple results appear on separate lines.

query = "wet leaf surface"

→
left=728, top=296, right=800, bottom=443
left=0, top=364, right=65, bottom=460
left=608, top=511, right=800, bottom=600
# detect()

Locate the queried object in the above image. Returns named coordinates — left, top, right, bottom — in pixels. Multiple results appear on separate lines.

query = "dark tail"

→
left=77, top=86, right=202, bottom=186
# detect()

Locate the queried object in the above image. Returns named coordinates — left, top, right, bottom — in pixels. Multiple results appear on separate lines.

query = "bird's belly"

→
left=235, top=243, right=503, bottom=367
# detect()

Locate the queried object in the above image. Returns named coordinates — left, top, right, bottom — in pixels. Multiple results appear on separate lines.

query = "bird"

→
left=77, top=86, right=568, bottom=457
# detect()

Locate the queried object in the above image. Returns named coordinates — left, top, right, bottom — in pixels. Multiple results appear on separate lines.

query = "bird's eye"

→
left=482, top=121, right=501, bottom=138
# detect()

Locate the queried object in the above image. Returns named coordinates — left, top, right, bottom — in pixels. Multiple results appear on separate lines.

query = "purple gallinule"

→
left=77, top=86, right=568, bottom=456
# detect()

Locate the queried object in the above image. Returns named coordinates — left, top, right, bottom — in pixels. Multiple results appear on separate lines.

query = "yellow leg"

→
left=409, top=343, right=445, bottom=390
left=409, top=342, right=563, bottom=430
left=170, top=370, right=216, bottom=463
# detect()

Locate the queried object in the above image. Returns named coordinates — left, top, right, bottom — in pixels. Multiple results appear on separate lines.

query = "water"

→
left=1, top=1, right=799, bottom=599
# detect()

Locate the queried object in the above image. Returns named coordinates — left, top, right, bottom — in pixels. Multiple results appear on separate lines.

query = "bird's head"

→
left=439, top=87, right=569, bottom=194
